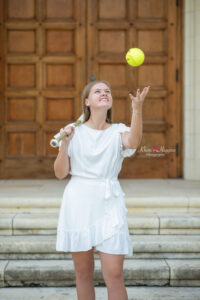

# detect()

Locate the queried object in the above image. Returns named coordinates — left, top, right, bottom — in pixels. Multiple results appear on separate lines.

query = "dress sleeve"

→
left=117, top=123, right=137, bottom=158
left=53, top=123, right=74, bottom=157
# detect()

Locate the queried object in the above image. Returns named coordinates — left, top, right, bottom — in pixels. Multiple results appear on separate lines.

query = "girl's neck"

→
left=84, top=120, right=109, bottom=130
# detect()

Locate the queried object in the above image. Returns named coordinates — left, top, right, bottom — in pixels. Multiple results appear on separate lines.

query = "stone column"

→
left=184, top=0, right=200, bottom=179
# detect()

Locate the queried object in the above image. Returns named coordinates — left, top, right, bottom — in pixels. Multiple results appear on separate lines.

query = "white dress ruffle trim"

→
left=56, top=193, right=133, bottom=256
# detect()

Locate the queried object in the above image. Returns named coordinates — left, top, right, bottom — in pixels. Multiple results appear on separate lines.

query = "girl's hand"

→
left=129, top=86, right=150, bottom=109
left=60, top=125, right=75, bottom=145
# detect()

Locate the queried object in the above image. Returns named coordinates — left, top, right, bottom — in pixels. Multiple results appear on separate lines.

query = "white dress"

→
left=55, top=122, right=136, bottom=256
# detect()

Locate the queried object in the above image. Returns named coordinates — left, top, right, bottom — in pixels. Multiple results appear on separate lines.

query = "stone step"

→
left=1, top=212, right=200, bottom=236
left=1, top=258, right=200, bottom=287
left=1, top=286, right=200, bottom=300
left=1, top=178, right=200, bottom=214
left=0, top=197, right=60, bottom=214
left=0, top=195, right=200, bottom=214
left=1, top=234, right=200, bottom=259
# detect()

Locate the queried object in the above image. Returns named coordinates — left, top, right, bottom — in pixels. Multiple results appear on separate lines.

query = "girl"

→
left=54, top=80, right=150, bottom=300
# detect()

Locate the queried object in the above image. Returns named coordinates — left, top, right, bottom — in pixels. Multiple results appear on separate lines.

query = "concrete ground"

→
left=1, top=286, right=200, bottom=300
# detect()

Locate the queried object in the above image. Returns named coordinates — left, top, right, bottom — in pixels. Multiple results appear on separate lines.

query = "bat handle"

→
left=57, top=131, right=70, bottom=141
left=50, top=128, right=70, bottom=148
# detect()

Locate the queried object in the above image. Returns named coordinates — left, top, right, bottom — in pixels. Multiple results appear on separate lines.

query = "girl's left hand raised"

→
left=129, top=86, right=150, bottom=109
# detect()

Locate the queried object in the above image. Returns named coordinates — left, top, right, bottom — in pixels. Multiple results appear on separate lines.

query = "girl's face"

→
left=85, top=83, right=113, bottom=111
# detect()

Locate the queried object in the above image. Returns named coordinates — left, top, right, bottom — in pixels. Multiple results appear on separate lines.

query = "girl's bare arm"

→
left=54, top=126, right=75, bottom=179
left=127, top=86, right=150, bottom=148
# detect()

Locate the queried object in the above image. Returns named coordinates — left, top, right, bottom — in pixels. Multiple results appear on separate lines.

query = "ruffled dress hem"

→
left=56, top=195, right=133, bottom=256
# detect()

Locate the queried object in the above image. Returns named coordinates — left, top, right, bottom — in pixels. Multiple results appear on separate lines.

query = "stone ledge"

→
left=1, top=212, right=200, bottom=236
left=0, top=196, right=190, bottom=208
left=1, top=235, right=200, bottom=260
left=1, top=259, right=200, bottom=287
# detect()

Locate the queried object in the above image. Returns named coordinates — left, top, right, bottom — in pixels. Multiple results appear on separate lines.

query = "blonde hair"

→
left=81, top=80, right=112, bottom=123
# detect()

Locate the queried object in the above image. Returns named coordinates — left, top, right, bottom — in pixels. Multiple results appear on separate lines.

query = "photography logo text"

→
left=139, top=145, right=176, bottom=157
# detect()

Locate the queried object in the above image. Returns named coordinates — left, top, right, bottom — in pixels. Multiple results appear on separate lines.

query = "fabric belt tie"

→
left=104, top=178, right=120, bottom=200
left=104, top=178, right=123, bottom=228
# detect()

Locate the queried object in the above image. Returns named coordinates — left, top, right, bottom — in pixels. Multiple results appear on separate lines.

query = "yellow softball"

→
left=126, top=48, right=145, bottom=67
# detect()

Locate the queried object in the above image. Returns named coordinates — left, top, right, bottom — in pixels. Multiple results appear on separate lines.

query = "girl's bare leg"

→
left=98, top=251, right=128, bottom=300
left=71, top=247, right=95, bottom=300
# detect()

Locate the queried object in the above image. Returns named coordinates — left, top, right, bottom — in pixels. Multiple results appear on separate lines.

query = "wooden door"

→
left=0, top=0, right=182, bottom=179
left=87, top=0, right=182, bottom=178
left=0, top=0, right=86, bottom=178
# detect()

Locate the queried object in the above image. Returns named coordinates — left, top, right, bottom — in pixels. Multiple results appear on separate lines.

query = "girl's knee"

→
left=105, top=275, right=124, bottom=289
left=73, top=261, right=94, bottom=280
left=103, top=267, right=123, bottom=283
left=74, top=261, right=94, bottom=276
left=76, top=268, right=94, bottom=281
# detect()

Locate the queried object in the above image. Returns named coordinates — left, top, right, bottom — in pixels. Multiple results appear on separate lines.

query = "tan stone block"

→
left=160, top=229, right=200, bottom=234
left=0, top=197, right=61, bottom=208
left=0, top=235, right=56, bottom=254
left=5, top=260, right=76, bottom=287
left=127, top=214, right=159, bottom=229
left=189, top=208, right=200, bottom=213
left=128, top=208, right=188, bottom=213
left=160, top=215, right=200, bottom=229
left=0, top=260, right=8, bottom=287
left=0, top=214, right=15, bottom=229
left=0, top=230, right=12, bottom=235
left=123, top=259, right=169, bottom=285
left=189, top=197, right=200, bottom=208
left=166, top=259, right=200, bottom=286
left=130, top=235, right=200, bottom=253
left=0, top=208, right=59, bottom=214
left=14, top=229, right=57, bottom=235
left=126, top=197, right=188, bottom=209
left=129, top=229, right=159, bottom=235
left=13, top=213, right=58, bottom=229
